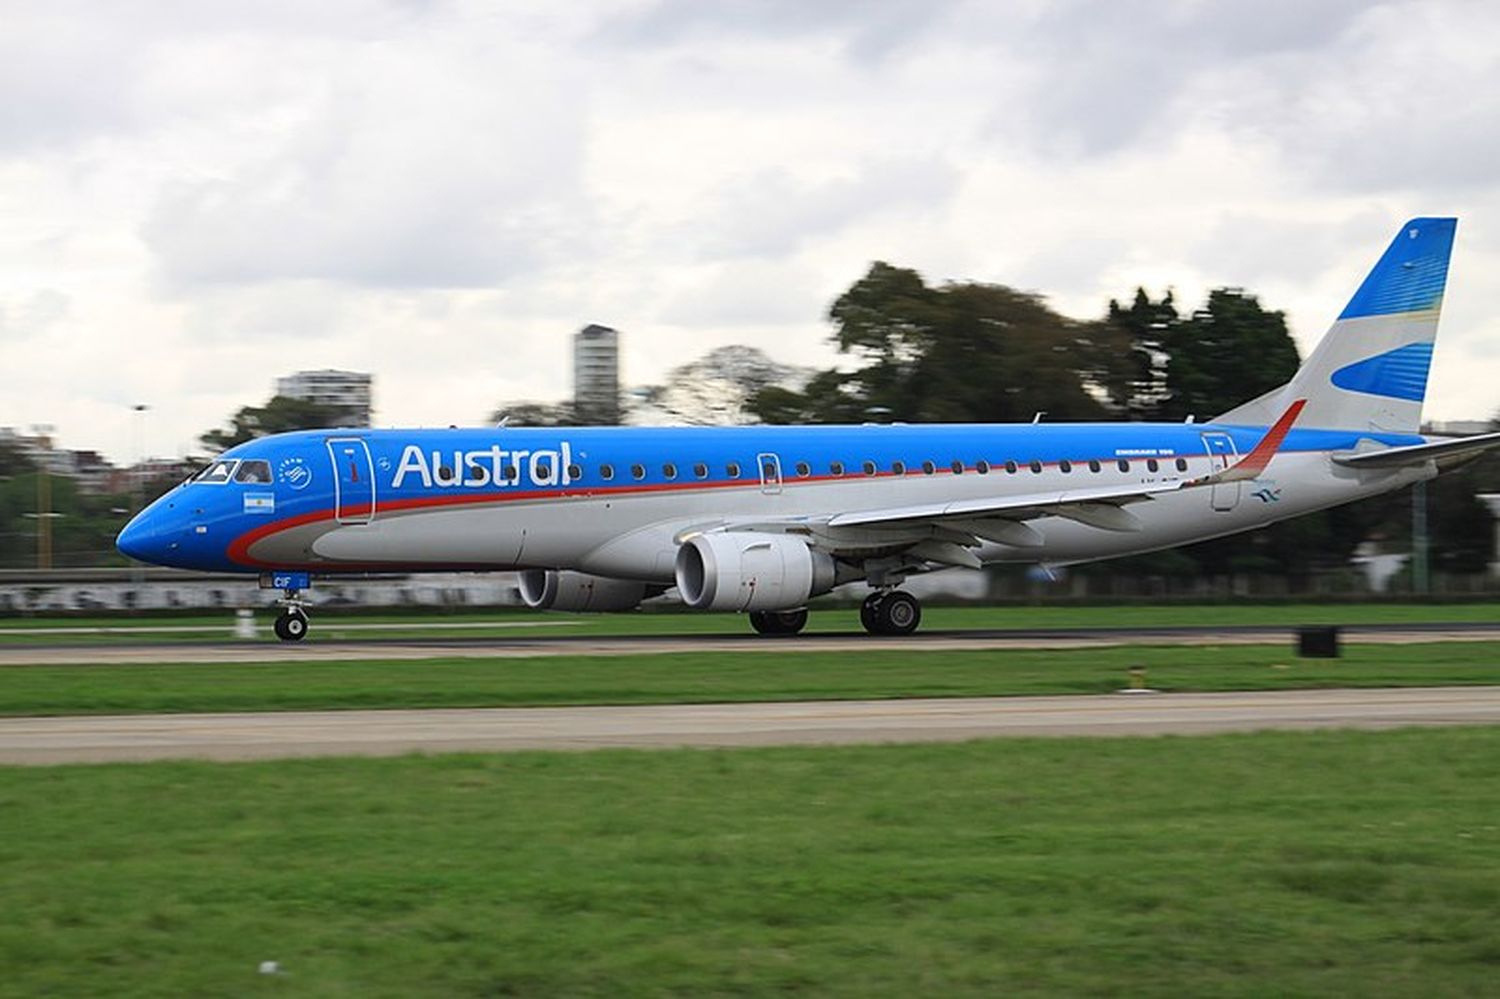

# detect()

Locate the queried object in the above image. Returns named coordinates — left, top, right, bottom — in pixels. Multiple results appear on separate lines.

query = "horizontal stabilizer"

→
left=1332, top=431, right=1500, bottom=470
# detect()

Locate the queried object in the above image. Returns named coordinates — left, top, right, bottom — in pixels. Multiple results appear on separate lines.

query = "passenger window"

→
left=891, top=460, right=906, bottom=475
left=198, top=460, right=237, bottom=484
left=726, top=462, right=741, bottom=478
left=631, top=464, right=646, bottom=480
left=693, top=463, right=708, bottom=479
left=794, top=461, right=810, bottom=477
left=951, top=460, right=964, bottom=475
left=501, top=464, right=518, bottom=482
left=1029, top=460, right=1043, bottom=474
left=1005, top=460, right=1018, bottom=474
left=761, top=459, right=777, bottom=479
left=600, top=464, right=614, bottom=481
left=1059, top=460, right=1072, bottom=474
left=567, top=463, right=582, bottom=480
left=976, top=460, right=990, bottom=474
left=534, top=460, right=552, bottom=480
left=663, top=463, right=677, bottom=480
left=1088, top=459, right=1101, bottom=473
left=863, top=461, right=877, bottom=476
left=1117, top=459, right=1130, bottom=473
left=1175, top=457, right=1188, bottom=472
left=1147, top=458, right=1160, bottom=473
left=921, top=461, right=936, bottom=475
left=233, top=460, right=272, bottom=484
left=830, top=461, right=845, bottom=476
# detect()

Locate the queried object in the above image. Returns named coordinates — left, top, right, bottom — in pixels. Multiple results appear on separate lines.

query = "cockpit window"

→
left=233, top=460, right=273, bottom=484
left=196, top=459, right=238, bottom=484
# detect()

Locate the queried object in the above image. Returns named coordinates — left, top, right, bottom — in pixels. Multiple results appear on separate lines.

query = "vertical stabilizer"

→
left=1216, top=217, right=1456, bottom=432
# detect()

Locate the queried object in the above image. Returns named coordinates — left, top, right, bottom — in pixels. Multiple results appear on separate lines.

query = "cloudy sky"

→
left=4, top=0, right=1499, bottom=463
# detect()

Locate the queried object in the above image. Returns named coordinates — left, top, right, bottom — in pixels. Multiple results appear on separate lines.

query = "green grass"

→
left=4, top=642, right=1499, bottom=717
left=2, top=601, right=1499, bottom=643
left=3, top=728, right=1499, bottom=996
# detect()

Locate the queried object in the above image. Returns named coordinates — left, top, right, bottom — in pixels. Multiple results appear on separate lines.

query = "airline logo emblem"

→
left=392, top=443, right=575, bottom=489
left=279, top=457, right=313, bottom=491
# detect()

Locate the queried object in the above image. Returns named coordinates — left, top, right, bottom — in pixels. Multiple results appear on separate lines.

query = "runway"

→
left=3, top=686, right=1498, bottom=764
left=4, top=622, right=1500, bottom=666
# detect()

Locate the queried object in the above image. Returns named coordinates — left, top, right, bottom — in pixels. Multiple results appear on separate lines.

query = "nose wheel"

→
left=273, top=607, right=309, bottom=642
left=861, top=590, right=921, bottom=636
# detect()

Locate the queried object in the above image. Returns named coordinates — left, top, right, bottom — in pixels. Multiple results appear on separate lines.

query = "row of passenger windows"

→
left=592, top=456, right=1191, bottom=481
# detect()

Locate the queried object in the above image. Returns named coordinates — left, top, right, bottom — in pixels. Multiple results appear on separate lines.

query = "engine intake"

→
left=518, top=570, right=653, bottom=612
left=675, top=532, right=836, bottom=612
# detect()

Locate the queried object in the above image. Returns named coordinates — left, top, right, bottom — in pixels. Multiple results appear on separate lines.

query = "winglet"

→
left=1195, top=399, right=1306, bottom=485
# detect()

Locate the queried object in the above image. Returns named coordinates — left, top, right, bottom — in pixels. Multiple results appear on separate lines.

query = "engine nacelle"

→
left=675, top=532, right=836, bottom=612
left=517, top=569, right=652, bottom=612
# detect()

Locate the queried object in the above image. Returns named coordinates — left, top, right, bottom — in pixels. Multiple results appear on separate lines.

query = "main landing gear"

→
left=749, top=608, right=809, bottom=636
left=860, top=590, right=922, bottom=636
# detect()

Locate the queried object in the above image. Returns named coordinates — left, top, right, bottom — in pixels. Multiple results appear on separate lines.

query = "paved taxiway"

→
left=3, top=686, right=1498, bottom=764
left=5, top=622, right=1500, bottom=666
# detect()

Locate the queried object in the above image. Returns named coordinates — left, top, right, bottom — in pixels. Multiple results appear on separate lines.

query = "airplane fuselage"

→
left=120, top=420, right=1430, bottom=579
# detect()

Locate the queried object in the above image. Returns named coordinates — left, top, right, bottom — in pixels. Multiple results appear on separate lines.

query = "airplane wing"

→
left=1332, top=431, right=1500, bottom=470
left=824, top=479, right=1183, bottom=530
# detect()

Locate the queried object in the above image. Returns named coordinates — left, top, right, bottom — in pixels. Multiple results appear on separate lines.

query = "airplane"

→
left=118, top=217, right=1500, bottom=641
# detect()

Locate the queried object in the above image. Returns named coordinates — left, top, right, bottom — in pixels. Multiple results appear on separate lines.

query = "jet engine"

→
left=517, top=569, right=654, bottom=612
left=675, top=532, right=836, bottom=612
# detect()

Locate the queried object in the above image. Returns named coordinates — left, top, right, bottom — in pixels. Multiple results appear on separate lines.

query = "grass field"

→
left=2, top=728, right=1498, bottom=997
left=2, top=601, right=1500, bottom=644
left=3, top=642, right=1499, bottom=717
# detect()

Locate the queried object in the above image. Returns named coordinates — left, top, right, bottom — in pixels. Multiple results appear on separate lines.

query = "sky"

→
left=4, top=0, right=1499, bottom=464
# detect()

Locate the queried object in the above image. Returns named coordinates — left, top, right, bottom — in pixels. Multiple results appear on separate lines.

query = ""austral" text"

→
left=392, top=443, right=574, bottom=489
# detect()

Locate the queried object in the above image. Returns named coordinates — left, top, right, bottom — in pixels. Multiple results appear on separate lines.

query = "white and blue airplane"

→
left=119, top=217, right=1500, bottom=640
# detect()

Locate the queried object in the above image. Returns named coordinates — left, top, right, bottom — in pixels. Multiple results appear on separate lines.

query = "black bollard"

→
left=1296, top=626, right=1341, bottom=658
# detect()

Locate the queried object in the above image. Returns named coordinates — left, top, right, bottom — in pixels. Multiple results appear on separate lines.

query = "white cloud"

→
left=2, top=0, right=1499, bottom=463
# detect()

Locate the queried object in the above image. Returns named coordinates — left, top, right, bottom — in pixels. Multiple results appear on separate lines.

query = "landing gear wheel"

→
left=862, top=591, right=920, bottom=636
left=749, top=608, right=809, bottom=636
left=274, top=609, right=309, bottom=642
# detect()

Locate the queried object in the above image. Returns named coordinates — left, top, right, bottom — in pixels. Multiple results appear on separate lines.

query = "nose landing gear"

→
left=860, top=590, right=921, bottom=636
left=260, top=571, right=313, bottom=642
left=273, top=606, right=309, bottom=642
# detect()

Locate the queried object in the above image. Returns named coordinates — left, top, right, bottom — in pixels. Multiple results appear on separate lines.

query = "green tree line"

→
left=750, top=262, right=1498, bottom=580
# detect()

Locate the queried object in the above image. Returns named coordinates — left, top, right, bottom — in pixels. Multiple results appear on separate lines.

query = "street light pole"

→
left=29, top=424, right=55, bottom=570
left=132, top=404, right=150, bottom=514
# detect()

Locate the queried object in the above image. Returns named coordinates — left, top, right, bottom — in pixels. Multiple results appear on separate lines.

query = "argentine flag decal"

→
left=243, top=493, right=276, bottom=514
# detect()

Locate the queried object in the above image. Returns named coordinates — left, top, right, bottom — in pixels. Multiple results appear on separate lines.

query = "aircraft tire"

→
left=875, top=591, right=921, bottom=636
left=749, top=609, right=808, bottom=636
left=275, top=610, right=309, bottom=642
left=859, top=593, right=885, bottom=634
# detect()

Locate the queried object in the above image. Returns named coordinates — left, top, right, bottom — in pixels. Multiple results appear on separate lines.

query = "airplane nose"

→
left=116, top=510, right=164, bottom=564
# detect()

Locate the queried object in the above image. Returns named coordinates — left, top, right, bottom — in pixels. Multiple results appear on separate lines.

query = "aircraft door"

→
left=1200, top=432, right=1239, bottom=512
left=327, top=437, right=376, bottom=524
left=757, top=452, right=783, bottom=495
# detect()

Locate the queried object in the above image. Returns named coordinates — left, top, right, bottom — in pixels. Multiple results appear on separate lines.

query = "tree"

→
left=200, top=396, right=350, bottom=452
left=1095, top=288, right=1178, bottom=418
left=749, top=263, right=1109, bottom=424
left=1159, top=289, right=1301, bottom=421
left=485, top=402, right=577, bottom=427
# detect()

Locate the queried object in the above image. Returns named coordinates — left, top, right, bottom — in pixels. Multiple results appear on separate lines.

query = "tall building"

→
left=275, top=369, right=373, bottom=426
left=573, top=324, right=621, bottom=425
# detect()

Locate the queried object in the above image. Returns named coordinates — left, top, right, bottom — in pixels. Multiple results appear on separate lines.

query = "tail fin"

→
left=1216, top=217, right=1456, bottom=433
